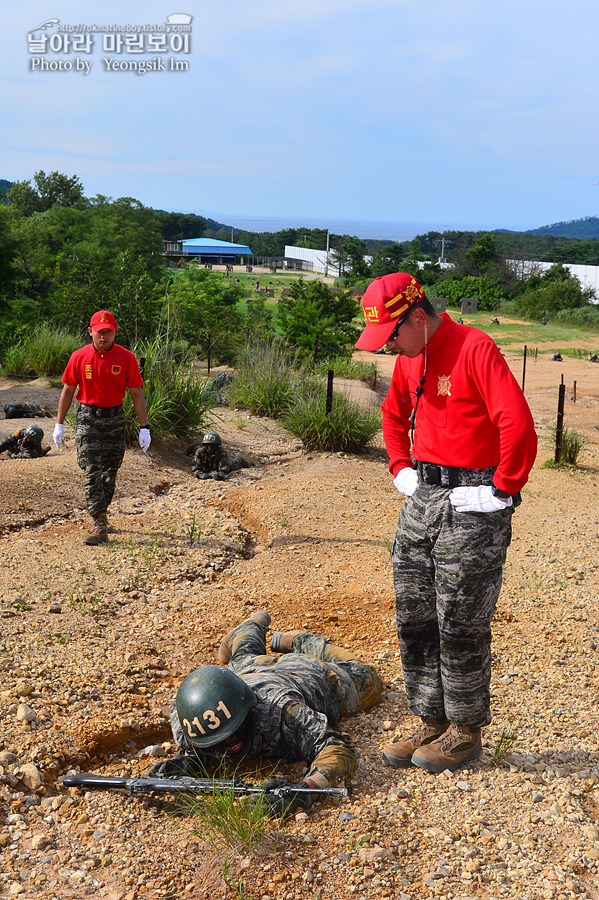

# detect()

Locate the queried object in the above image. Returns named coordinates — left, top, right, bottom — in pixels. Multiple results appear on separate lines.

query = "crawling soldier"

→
left=0, top=425, right=50, bottom=459
left=190, top=431, right=249, bottom=481
left=150, top=611, right=383, bottom=816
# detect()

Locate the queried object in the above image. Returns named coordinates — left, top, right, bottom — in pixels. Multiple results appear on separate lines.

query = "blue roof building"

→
left=164, top=237, right=252, bottom=265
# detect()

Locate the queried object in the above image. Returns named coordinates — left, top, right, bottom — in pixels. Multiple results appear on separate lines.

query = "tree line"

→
left=1, top=169, right=597, bottom=370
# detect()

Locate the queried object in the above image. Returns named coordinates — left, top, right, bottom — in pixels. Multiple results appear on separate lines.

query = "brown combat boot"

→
left=382, top=716, right=449, bottom=768
left=270, top=630, right=307, bottom=653
left=217, top=611, right=271, bottom=665
left=411, top=722, right=482, bottom=773
left=83, top=512, right=109, bottom=546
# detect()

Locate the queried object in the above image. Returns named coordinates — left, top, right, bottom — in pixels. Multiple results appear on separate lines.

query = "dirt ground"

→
left=1, top=329, right=599, bottom=900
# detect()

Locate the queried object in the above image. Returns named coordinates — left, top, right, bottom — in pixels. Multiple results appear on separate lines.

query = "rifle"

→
left=63, top=773, right=348, bottom=799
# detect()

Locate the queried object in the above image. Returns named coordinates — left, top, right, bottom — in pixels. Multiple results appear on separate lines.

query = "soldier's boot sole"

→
left=217, top=611, right=271, bottom=665
left=270, top=630, right=307, bottom=653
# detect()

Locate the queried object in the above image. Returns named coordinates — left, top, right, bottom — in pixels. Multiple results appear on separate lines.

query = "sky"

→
left=3, top=0, right=599, bottom=238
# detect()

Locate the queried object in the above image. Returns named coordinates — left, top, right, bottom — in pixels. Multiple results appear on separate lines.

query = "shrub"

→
left=315, top=357, right=377, bottom=383
left=26, top=325, right=82, bottom=376
left=282, top=378, right=381, bottom=452
left=1, top=342, right=34, bottom=377
left=546, top=420, right=584, bottom=466
left=229, top=335, right=299, bottom=417
left=122, top=335, right=216, bottom=441
left=0, top=325, right=81, bottom=377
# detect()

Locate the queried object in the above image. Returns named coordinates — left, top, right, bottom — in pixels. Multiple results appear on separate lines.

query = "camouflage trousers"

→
left=392, top=478, right=513, bottom=727
left=229, top=625, right=383, bottom=717
left=75, top=405, right=126, bottom=517
left=288, top=633, right=384, bottom=716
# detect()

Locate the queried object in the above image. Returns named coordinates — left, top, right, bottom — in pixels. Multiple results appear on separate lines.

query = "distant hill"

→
left=0, top=178, right=13, bottom=196
left=526, top=216, right=599, bottom=239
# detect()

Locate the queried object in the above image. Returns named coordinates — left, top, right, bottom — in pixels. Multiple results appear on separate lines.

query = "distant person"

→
left=190, top=431, right=249, bottom=481
left=53, top=310, right=151, bottom=546
left=355, top=273, right=537, bottom=774
left=0, top=425, right=50, bottom=459
left=4, top=402, right=51, bottom=420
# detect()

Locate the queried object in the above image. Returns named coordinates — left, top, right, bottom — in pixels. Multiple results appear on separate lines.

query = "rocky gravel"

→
left=0, top=341, right=599, bottom=900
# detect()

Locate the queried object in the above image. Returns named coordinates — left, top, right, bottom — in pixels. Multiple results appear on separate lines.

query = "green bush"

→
left=283, top=378, right=381, bottom=452
left=431, top=275, right=506, bottom=311
left=546, top=420, right=584, bottom=466
left=315, top=357, right=377, bottom=383
left=229, top=335, right=299, bottom=417
left=26, top=325, right=82, bottom=376
left=122, top=335, right=216, bottom=441
left=555, top=306, right=599, bottom=329
left=1, top=325, right=81, bottom=377
left=1, top=342, right=34, bottom=377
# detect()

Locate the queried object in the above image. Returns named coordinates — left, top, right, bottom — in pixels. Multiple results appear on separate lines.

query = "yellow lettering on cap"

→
left=387, top=300, right=409, bottom=318
left=100, top=312, right=109, bottom=322
left=364, top=306, right=380, bottom=322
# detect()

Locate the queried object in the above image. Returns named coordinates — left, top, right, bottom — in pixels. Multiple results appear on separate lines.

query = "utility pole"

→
left=324, top=229, right=330, bottom=276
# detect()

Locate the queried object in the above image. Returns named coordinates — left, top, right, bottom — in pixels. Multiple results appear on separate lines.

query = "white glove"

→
left=53, top=423, right=64, bottom=449
left=139, top=428, right=152, bottom=453
left=138, top=427, right=151, bottom=452
left=450, top=485, right=512, bottom=513
left=393, top=467, right=418, bottom=497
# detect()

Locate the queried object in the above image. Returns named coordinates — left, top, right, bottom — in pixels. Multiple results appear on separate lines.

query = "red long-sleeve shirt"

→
left=381, top=314, right=538, bottom=495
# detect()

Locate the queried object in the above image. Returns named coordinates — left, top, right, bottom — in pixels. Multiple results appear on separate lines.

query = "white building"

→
left=508, top=260, right=599, bottom=299
left=284, top=245, right=340, bottom=276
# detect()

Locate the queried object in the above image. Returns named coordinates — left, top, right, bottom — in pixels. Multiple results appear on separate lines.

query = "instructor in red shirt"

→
left=53, top=310, right=151, bottom=545
left=355, top=273, right=537, bottom=773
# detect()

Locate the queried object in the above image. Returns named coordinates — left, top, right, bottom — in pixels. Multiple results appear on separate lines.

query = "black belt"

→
left=79, top=403, right=123, bottom=419
left=415, top=460, right=495, bottom=489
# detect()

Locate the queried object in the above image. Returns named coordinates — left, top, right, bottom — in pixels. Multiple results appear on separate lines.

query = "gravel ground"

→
left=0, top=340, right=598, bottom=900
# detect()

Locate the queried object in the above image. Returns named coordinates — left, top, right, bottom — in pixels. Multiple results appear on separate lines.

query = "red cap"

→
left=355, top=273, right=426, bottom=351
left=90, top=310, right=117, bottom=331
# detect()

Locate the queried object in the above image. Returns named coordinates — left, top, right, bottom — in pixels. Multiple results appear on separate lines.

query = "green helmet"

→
left=202, top=431, right=222, bottom=446
left=23, top=425, right=44, bottom=447
left=176, top=665, right=257, bottom=748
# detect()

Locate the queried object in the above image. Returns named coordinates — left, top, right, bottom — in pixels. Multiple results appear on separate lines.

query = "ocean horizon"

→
left=198, top=211, right=522, bottom=242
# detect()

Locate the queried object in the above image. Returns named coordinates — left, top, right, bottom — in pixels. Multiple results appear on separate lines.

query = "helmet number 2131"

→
left=183, top=700, right=232, bottom=737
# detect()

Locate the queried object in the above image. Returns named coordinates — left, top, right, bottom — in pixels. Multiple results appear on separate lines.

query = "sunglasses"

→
left=388, top=318, right=404, bottom=341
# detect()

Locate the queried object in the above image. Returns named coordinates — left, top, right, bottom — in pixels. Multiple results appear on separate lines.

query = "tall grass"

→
left=230, top=335, right=382, bottom=452
left=181, top=784, right=275, bottom=851
left=229, top=335, right=299, bottom=417
left=123, top=335, right=216, bottom=441
left=546, top=420, right=585, bottom=466
left=282, top=378, right=381, bottom=452
left=1, top=326, right=81, bottom=377
left=315, top=357, right=378, bottom=383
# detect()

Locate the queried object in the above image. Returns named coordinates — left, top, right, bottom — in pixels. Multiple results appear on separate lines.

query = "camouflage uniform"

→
left=393, top=468, right=513, bottom=728
left=171, top=620, right=383, bottom=785
left=75, top=405, right=126, bottom=517
left=4, top=402, right=51, bottom=419
left=0, top=430, right=49, bottom=459
left=192, top=444, right=247, bottom=480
